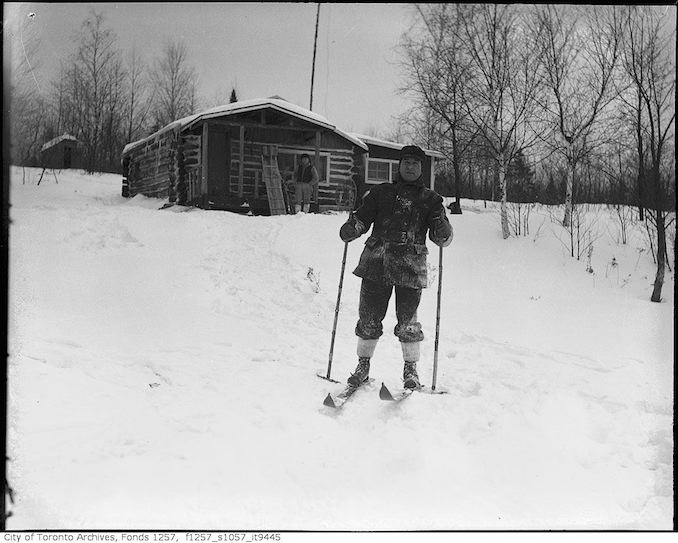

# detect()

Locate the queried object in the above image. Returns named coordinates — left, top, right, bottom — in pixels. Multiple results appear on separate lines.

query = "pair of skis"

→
left=322, top=381, right=416, bottom=410
left=321, top=245, right=448, bottom=411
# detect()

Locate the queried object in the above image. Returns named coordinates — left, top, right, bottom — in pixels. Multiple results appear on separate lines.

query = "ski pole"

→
left=319, top=239, right=349, bottom=383
left=431, top=245, right=444, bottom=391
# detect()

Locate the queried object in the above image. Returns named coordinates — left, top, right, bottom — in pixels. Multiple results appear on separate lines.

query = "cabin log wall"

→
left=122, top=128, right=179, bottom=200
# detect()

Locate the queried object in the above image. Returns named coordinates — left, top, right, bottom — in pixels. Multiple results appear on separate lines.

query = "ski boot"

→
left=403, top=361, right=421, bottom=389
left=347, top=357, right=370, bottom=387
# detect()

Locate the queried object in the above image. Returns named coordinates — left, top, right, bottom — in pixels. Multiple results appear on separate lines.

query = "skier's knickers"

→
left=355, top=278, right=423, bottom=342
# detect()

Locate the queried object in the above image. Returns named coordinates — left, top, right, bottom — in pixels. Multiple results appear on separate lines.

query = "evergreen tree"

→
left=506, top=150, right=537, bottom=203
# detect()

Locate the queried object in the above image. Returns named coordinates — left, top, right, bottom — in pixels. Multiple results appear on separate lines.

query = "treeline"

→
left=434, top=146, right=676, bottom=209
left=8, top=10, right=236, bottom=174
left=395, top=5, right=675, bottom=220
left=394, top=4, right=674, bottom=302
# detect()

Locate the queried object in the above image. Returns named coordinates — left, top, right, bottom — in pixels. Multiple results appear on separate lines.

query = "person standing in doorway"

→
left=338, top=144, right=453, bottom=389
left=294, top=154, right=318, bottom=213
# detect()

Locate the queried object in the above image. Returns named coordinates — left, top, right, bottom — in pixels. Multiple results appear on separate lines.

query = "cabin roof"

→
left=348, top=132, right=446, bottom=159
left=123, top=98, right=369, bottom=155
left=41, top=134, right=78, bottom=153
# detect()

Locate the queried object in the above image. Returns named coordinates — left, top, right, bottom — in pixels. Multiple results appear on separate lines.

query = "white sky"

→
left=4, top=2, right=418, bottom=135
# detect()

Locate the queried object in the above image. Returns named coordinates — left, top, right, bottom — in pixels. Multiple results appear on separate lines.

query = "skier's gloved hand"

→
left=429, top=211, right=453, bottom=247
left=339, top=216, right=365, bottom=242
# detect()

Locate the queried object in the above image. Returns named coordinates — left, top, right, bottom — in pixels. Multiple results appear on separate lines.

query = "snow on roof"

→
left=122, top=118, right=187, bottom=155
left=41, top=134, right=78, bottom=152
left=348, top=132, right=446, bottom=159
left=123, top=98, right=369, bottom=155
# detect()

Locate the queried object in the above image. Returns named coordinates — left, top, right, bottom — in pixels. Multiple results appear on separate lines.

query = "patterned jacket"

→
left=349, top=179, right=452, bottom=289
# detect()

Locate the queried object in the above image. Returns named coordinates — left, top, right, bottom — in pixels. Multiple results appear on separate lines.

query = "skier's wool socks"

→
left=357, top=338, right=378, bottom=359
left=400, top=341, right=420, bottom=363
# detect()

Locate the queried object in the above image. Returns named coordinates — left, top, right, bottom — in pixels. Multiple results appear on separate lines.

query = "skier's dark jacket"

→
left=348, top=176, right=452, bottom=289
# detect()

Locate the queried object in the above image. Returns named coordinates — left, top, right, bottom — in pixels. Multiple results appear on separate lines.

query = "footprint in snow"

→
left=455, top=381, right=481, bottom=397
left=578, top=391, right=627, bottom=414
left=45, top=338, right=82, bottom=349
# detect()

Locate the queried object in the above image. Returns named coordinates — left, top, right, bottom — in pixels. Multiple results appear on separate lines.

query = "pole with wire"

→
left=309, top=3, right=320, bottom=111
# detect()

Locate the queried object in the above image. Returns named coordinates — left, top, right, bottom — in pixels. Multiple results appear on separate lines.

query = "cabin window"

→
left=277, top=149, right=330, bottom=186
left=367, top=158, right=398, bottom=184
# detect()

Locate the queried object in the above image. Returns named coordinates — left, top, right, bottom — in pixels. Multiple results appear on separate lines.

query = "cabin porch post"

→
left=201, top=123, right=209, bottom=206
left=313, top=130, right=321, bottom=212
left=238, top=124, right=245, bottom=198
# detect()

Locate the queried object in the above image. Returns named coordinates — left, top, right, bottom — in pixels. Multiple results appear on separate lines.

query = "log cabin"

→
left=121, top=97, right=443, bottom=214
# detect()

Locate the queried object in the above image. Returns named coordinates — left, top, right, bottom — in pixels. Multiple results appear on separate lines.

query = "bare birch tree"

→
left=457, top=4, right=544, bottom=238
left=621, top=6, right=676, bottom=302
left=101, top=54, right=126, bottom=171
left=124, top=48, right=153, bottom=144
left=149, top=39, right=198, bottom=128
left=65, top=11, right=123, bottom=172
left=399, top=4, right=479, bottom=211
left=533, top=5, right=623, bottom=228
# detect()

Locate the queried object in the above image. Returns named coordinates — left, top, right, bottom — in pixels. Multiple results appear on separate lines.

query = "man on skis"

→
left=339, top=144, right=453, bottom=390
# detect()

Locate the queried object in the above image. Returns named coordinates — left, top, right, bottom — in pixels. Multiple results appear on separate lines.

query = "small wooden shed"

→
left=40, top=134, right=83, bottom=170
left=121, top=97, right=369, bottom=214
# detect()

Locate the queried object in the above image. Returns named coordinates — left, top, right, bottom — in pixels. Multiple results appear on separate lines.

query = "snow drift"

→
left=7, top=167, right=673, bottom=530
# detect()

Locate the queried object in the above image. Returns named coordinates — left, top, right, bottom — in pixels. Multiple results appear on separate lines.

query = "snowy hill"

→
left=7, top=167, right=674, bottom=529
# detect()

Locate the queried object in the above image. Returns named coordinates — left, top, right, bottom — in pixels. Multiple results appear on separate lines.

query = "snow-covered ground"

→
left=6, top=167, right=674, bottom=530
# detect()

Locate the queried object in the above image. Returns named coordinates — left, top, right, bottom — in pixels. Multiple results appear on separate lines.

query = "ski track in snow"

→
left=6, top=167, right=673, bottom=530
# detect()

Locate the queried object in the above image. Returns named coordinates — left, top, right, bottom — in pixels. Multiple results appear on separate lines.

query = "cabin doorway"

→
left=206, top=127, right=230, bottom=208
left=63, top=146, right=72, bottom=169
